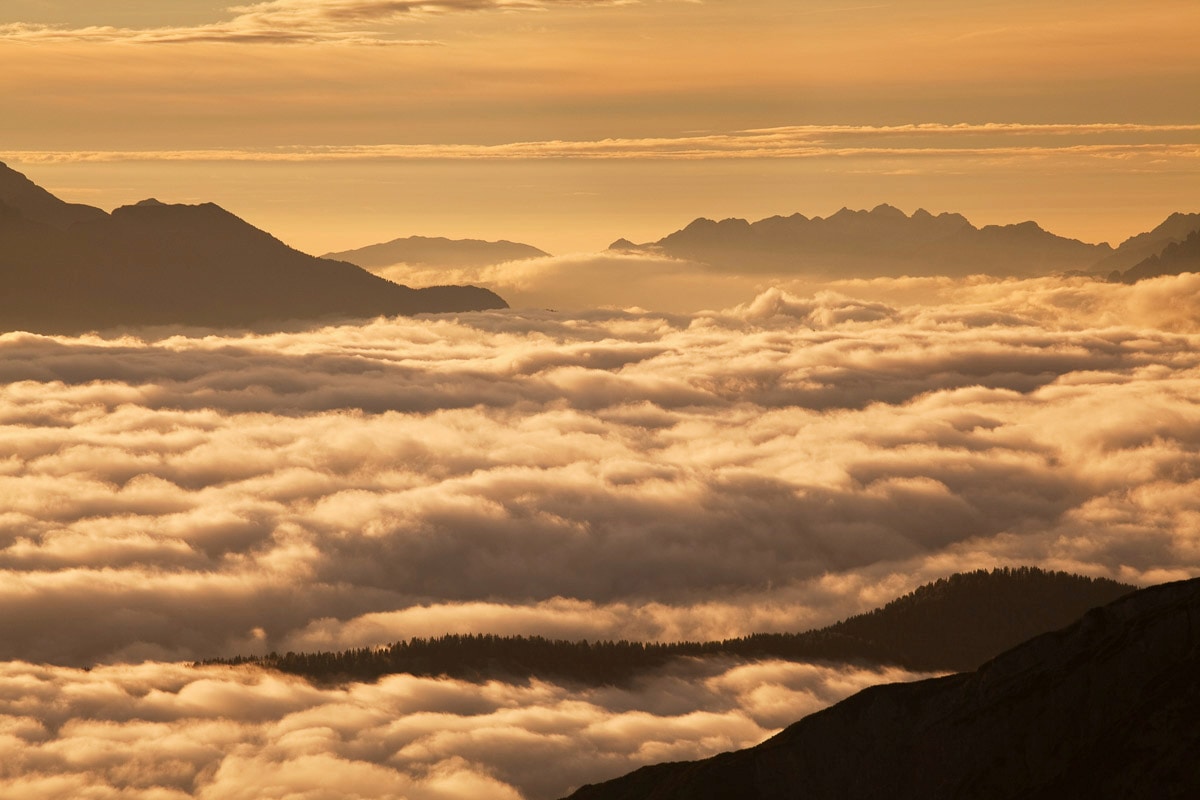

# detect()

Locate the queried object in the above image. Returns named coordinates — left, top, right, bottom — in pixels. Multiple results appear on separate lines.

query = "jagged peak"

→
left=869, top=203, right=907, bottom=218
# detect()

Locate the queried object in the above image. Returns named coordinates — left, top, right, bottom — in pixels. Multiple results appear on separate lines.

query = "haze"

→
left=2, top=2, right=1199, bottom=799
left=3, top=0, right=1199, bottom=254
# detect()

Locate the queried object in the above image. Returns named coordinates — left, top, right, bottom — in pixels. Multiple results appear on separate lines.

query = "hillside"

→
left=202, top=567, right=1134, bottom=685
left=0, top=163, right=507, bottom=333
left=563, top=576, right=1200, bottom=800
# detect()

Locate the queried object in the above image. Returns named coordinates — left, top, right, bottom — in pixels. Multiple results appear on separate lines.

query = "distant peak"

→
left=869, top=203, right=907, bottom=218
left=134, top=198, right=166, bottom=207
left=608, top=238, right=640, bottom=251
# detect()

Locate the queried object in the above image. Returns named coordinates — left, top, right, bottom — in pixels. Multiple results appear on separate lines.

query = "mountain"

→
left=1112, top=228, right=1200, bottom=283
left=202, top=567, right=1134, bottom=685
left=0, top=162, right=507, bottom=333
left=609, top=204, right=1113, bottom=277
left=794, top=565, right=1133, bottom=672
left=0, top=161, right=108, bottom=229
left=562, top=576, right=1200, bottom=800
left=1094, top=211, right=1200, bottom=274
left=324, top=235, right=547, bottom=269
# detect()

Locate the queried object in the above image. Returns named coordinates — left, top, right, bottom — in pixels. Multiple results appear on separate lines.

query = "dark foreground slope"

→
left=563, top=576, right=1200, bottom=800
left=0, top=163, right=506, bottom=333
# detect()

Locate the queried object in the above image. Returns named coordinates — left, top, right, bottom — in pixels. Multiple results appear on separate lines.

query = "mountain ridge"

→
left=200, top=567, right=1134, bottom=686
left=0, top=162, right=507, bottom=333
left=1113, top=228, right=1200, bottom=283
left=609, top=204, right=1125, bottom=278
left=561, top=576, right=1200, bottom=799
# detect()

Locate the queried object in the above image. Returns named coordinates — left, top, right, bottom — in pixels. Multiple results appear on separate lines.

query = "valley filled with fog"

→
left=2, top=272, right=1198, bottom=797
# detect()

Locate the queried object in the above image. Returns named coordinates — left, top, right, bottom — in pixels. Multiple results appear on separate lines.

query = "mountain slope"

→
left=562, top=576, right=1200, bottom=800
left=1114, top=228, right=1200, bottom=283
left=323, top=235, right=548, bottom=268
left=203, top=568, right=1134, bottom=685
left=1094, top=211, right=1200, bottom=273
left=610, top=205, right=1112, bottom=277
left=0, top=163, right=507, bottom=332
left=0, top=162, right=107, bottom=229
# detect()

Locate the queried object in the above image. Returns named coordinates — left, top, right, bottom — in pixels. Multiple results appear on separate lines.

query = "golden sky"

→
left=4, top=7, right=1200, bottom=797
left=3, top=0, right=1199, bottom=253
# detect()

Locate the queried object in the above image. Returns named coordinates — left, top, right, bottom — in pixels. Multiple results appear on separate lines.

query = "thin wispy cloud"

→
left=6, top=123, right=1200, bottom=163
left=0, top=0, right=632, bottom=46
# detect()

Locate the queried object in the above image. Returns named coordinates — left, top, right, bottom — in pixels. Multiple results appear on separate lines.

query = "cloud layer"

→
left=0, top=659, right=925, bottom=799
left=8, top=122, right=1200, bottom=163
left=2, top=273, right=1199, bottom=796
left=2, top=274, right=1199, bottom=667
left=0, top=0, right=630, bottom=46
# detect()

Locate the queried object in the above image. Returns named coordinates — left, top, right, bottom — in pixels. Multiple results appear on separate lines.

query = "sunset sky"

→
left=3, top=0, right=1199, bottom=254
left=3, top=4, right=1200, bottom=799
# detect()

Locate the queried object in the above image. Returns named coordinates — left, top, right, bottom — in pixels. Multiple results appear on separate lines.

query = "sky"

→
left=2, top=0, right=1199, bottom=254
left=3, top=3, right=1200, bottom=798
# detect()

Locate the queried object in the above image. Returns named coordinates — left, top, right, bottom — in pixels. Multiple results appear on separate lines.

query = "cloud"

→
left=0, top=0, right=631, bottom=46
left=0, top=659, right=928, bottom=799
left=5, top=122, right=1200, bottom=162
left=0, top=274, right=1198, bottom=668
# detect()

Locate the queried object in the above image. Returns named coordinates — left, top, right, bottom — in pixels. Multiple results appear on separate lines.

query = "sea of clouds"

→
left=2, top=272, right=1199, bottom=797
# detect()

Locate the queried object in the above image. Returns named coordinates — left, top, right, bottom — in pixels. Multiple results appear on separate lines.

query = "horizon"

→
left=2, top=2, right=1198, bottom=799
left=11, top=153, right=1194, bottom=255
left=3, top=1, right=1199, bottom=255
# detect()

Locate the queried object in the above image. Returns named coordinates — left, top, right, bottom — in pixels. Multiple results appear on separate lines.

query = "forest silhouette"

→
left=202, top=567, right=1133, bottom=685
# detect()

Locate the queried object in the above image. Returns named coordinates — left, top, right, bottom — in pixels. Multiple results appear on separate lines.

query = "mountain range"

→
left=563, top=575, right=1200, bottom=799
left=0, top=162, right=507, bottom=334
left=609, top=204, right=1200, bottom=280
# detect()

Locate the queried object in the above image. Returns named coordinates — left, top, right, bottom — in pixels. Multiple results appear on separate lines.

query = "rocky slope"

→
left=1095, top=211, right=1200, bottom=274
left=563, top=576, right=1200, bottom=799
left=1113, top=228, right=1200, bottom=283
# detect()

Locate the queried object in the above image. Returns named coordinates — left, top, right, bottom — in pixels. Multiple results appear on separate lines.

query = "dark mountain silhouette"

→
left=609, top=204, right=1112, bottom=277
left=0, top=162, right=108, bottom=229
left=562, top=576, right=1200, bottom=800
left=323, top=235, right=548, bottom=269
left=1093, top=211, right=1200, bottom=274
left=1112, top=228, right=1200, bottom=283
left=0, top=162, right=506, bottom=333
left=201, top=567, right=1133, bottom=685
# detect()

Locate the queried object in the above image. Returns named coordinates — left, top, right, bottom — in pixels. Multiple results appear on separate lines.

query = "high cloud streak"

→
left=0, top=659, right=925, bottom=799
left=8, top=122, right=1200, bottom=162
left=1, top=274, right=1199, bottom=666
left=0, top=0, right=630, bottom=45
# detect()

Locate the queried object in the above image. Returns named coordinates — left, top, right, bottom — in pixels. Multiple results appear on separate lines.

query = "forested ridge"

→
left=200, top=567, right=1134, bottom=685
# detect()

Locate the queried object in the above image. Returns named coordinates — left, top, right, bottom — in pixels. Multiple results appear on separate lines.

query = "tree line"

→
left=198, top=567, right=1135, bottom=685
